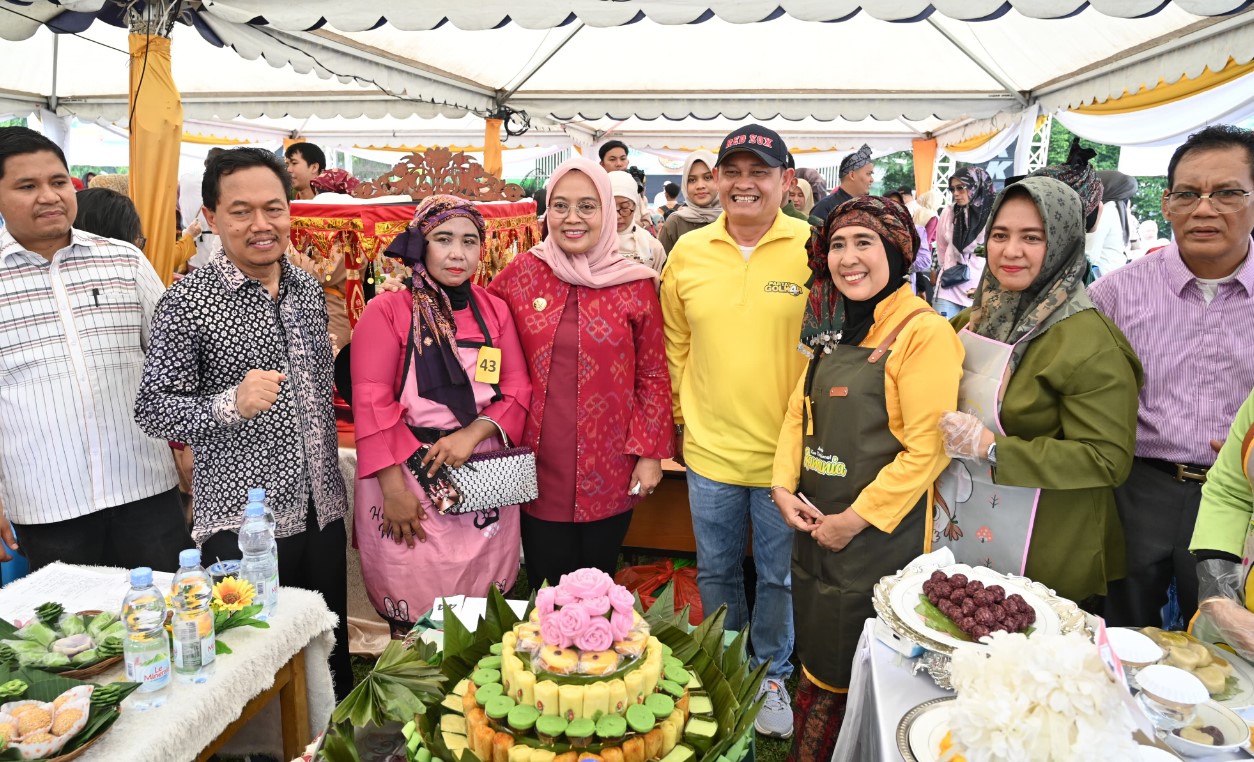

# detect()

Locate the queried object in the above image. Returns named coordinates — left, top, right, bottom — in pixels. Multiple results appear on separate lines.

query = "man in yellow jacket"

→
left=660, top=124, right=812, bottom=739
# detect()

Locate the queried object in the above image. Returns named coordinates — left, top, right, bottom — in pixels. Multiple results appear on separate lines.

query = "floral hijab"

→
left=967, top=176, right=1094, bottom=370
left=950, top=166, right=995, bottom=254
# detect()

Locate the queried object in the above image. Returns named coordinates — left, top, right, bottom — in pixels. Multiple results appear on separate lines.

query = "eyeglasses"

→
left=949, top=183, right=970, bottom=192
left=615, top=202, right=636, bottom=215
left=549, top=200, right=601, bottom=218
left=1163, top=189, right=1252, bottom=215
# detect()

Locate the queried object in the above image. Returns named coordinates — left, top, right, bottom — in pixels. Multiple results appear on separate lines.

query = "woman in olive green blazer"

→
left=940, top=177, right=1143, bottom=606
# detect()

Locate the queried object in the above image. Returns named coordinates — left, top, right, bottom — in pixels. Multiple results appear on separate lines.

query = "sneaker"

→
left=753, top=679, right=794, bottom=739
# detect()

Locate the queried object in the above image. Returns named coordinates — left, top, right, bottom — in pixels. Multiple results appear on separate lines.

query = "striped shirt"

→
left=0, top=227, right=177, bottom=524
left=1088, top=238, right=1254, bottom=466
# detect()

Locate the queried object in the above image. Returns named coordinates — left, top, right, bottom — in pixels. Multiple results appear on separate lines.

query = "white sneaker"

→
left=753, top=679, right=794, bottom=739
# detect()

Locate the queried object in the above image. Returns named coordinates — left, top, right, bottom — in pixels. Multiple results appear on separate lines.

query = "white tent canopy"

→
left=1, top=0, right=1250, bottom=162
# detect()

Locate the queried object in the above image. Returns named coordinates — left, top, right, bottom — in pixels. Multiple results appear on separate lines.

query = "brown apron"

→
left=794, top=309, right=931, bottom=688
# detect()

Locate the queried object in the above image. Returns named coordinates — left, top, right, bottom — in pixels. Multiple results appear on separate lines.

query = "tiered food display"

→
left=322, top=571, right=765, bottom=762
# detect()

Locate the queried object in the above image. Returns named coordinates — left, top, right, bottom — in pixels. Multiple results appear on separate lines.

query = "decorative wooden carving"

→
left=352, top=147, right=509, bottom=201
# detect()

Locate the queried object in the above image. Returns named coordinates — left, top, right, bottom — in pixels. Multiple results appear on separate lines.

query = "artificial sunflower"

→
left=211, top=577, right=257, bottom=612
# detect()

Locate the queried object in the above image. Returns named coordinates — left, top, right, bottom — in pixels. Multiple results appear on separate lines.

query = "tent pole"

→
left=499, top=21, right=585, bottom=102
left=49, top=34, right=58, bottom=112
left=926, top=18, right=1027, bottom=108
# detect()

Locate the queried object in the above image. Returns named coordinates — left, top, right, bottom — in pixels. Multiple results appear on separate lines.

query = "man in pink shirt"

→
left=1090, top=125, right=1254, bottom=627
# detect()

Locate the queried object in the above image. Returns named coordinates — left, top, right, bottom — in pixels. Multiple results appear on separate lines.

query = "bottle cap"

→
left=247, top=487, right=266, bottom=502
left=245, top=504, right=265, bottom=518
left=178, top=548, right=202, bottom=568
left=130, top=567, right=153, bottom=586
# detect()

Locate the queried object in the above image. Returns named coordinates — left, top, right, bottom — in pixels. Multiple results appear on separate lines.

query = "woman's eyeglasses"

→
left=549, top=201, right=601, bottom=218
left=615, top=202, right=636, bottom=216
left=949, top=183, right=970, bottom=193
left=1163, top=189, right=1252, bottom=215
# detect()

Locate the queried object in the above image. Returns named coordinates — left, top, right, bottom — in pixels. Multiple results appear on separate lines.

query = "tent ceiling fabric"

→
left=0, top=0, right=1250, bottom=137
left=151, top=1, right=1254, bottom=30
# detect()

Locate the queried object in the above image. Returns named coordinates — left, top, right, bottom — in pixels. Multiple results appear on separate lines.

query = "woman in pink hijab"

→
left=488, top=157, right=674, bottom=586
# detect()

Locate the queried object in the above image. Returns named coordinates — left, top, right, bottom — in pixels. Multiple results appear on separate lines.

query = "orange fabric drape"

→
left=128, top=34, right=183, bottom=285
left=484, top=118, right=504, bottom=178
left=912, top=138, right=937, bottom=195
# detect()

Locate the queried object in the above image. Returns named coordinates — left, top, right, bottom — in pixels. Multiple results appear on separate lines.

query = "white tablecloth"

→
left=835, top=618, right=1252, bottom=762
left=0, top=562, right=337, bottom=762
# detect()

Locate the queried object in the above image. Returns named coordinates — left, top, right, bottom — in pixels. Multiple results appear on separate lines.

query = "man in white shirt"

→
left=0, top=126, right=189, bottom=571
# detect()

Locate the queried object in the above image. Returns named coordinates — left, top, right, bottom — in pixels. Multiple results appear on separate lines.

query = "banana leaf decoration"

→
left=321, top=582, right=764, bottom=762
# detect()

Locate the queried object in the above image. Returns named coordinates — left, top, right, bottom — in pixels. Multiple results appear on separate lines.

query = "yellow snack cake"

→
left=585, top=683, right=610, bottom=720
left=535, top=681, right=560, bottom=716
left=514, top=670, right=537, bottom=707
left=559, top=684, right=586, bottom=722
left=608, top=680, right=629, bottom=715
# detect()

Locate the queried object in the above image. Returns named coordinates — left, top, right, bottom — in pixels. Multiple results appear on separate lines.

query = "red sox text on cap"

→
left=724, top=133, right=774, bottom=150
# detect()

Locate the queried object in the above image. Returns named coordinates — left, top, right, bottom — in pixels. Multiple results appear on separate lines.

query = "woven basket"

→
left=58, top=611, right=122, bottom=680
left=45, top=706, right=118, bottom=762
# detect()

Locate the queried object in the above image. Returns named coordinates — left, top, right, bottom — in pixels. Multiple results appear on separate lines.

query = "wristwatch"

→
left=986, top=441, right=998, bottom=465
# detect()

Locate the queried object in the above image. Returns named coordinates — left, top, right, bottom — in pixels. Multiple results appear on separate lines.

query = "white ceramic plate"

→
left=897, top=696, right=955, bottom=762
left=884, top=563, right=1063, bottom=652
left=1201, top=641, right=1254, bottom=710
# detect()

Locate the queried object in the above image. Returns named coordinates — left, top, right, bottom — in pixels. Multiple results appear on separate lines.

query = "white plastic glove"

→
left=1193, top=559, right=1254, bottom=662
left=938, top=411, right=988, bottom=460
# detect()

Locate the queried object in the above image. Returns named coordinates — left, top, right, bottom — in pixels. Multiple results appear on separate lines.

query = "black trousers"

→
left=1104, top=458, right=1204, bottom=628
left=520, top=510, right=633, bottom=588
left=202, top=502, right=352, bottom=703
left=14, top=487, right=193, bottom=573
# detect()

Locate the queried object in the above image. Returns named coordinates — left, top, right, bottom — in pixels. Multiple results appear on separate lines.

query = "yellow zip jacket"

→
left=772, top=286, right=963, bottom=532
left=661, top=211, right=812, bottom=486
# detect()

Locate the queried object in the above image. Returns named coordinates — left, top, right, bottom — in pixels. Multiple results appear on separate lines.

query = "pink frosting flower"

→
left=608, top=585, right=635, bottom=616
left=561, top=568, right=613, bottom=600
left=540, top=615, right=569, bottom=648
left=575, top=616, right=615, bottom=653
left=555, top=605, right=590, bottom=643
left=610, top=610, right=633, bottom=641
left=554, top=586, right=578, bottom=607
left=580, top=596, right=611, bottom=617
left=536, top=587, right=557, bottom=616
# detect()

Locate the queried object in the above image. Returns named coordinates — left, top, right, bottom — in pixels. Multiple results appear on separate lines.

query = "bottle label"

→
left=125, top=637, right=171, bottom=691
left=173, top=612, right=216, bottom=669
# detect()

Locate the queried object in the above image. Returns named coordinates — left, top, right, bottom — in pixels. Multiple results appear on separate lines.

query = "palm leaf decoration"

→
left=327, top=581, right=763, bottom=762
left=331, top=639, right=445, bottom=728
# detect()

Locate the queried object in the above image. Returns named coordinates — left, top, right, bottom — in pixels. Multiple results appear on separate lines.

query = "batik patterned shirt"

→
left=135, top=251, right=346, bottom=543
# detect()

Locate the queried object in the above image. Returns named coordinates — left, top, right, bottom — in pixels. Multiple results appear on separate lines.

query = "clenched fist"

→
left=236, top=369, right=286, bottom=419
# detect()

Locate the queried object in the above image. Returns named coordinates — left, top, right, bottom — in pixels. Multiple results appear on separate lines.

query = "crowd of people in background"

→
left=0, top=117, right=1252, bottom=762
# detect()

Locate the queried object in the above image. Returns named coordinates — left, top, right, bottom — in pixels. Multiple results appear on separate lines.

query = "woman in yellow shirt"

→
left=771, top=196, right=962, bottom=760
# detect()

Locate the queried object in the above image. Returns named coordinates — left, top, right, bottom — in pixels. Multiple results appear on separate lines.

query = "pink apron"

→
left=355, top=327, right=520, bottom=636
left=933, top=328, right=1042, bottom=575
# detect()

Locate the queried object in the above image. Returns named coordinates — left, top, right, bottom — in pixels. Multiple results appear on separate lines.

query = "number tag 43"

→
left=474, top=346, right=502, bottom=384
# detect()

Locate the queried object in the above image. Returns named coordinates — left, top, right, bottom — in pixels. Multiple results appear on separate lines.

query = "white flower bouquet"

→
left=946, top=630, right=1141, bottom=761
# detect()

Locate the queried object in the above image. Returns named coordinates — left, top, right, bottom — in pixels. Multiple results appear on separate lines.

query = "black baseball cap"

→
left=715, top=124, right=789, bottom=168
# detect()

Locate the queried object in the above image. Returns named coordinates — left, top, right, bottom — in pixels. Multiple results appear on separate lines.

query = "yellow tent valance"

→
left=1074, top=57, right=1254, bottom=115
left=181, top=133, right=256, bottom=146
left=352, top=143, right=536, bottom=153
left=942, top=128, right=1002, bottom=154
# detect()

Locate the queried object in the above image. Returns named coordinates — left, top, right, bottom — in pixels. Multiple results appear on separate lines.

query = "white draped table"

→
left=0, top=562, right=338, bottom=762
left=834, top=618, right=1251, bottom=762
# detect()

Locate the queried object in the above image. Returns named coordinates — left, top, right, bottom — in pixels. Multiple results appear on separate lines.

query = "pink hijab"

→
left=532, top=157, right=658, bottom=289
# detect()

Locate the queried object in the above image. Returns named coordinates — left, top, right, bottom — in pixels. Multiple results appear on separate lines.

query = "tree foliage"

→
left=873, top=150, right=916, bottom=195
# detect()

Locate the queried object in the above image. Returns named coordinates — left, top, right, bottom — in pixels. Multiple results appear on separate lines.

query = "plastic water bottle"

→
left=122, top=567, right=171, bottom=709
left=239, top=504, right=279, bottom=621
left=246, top=487, right=276, bottom=531
left=245, top=487, right=279, bottom=566
left=170, top=548, right=217, bottom=683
